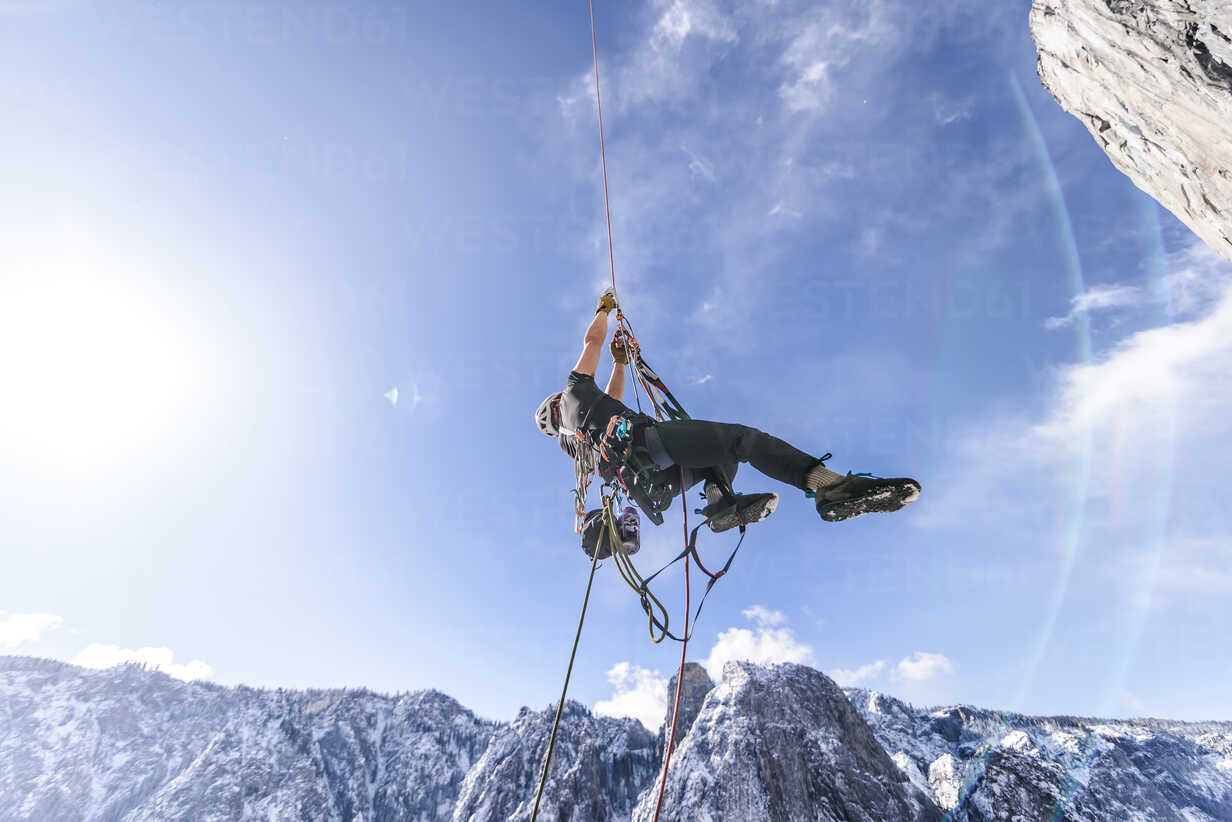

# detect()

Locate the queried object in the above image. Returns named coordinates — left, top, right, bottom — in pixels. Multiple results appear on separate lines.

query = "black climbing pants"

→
left=648, top=419, right=819, bottom=492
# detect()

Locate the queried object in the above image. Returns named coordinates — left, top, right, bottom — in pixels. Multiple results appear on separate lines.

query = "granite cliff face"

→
left=1031, top=0, right=1232, bottom=262
left=848, top=688, right=1232, bottom=822
left=655, top=661, right=713, bottom=760
left=633, top=662, right=942, bottom=822
left=0, top=657, right=496, bottom=822
left=3, top=655, right=1232, bottom=821
left=453, top=700, right=656, bottom=821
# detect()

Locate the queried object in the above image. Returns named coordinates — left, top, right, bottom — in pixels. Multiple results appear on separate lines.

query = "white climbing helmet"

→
left=535, top=392, right=564, bottom=437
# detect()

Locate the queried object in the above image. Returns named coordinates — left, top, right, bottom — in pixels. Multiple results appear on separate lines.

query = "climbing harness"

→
left=596, top=412, right=676, bottom=524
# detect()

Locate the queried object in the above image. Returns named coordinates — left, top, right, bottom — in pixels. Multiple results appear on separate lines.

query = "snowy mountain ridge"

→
left=2, top=655, right=1231, bottom=821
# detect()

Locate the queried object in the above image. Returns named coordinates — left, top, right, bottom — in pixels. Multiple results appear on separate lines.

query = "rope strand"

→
left=651, top=467, right=694, bottom=822
left=530, top=514, right=604, bottom=822
left=589, top=0, right=618, bottom=299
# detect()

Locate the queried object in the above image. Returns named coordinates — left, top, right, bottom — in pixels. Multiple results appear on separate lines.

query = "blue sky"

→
left=2, top=0, right=1230, bottom=730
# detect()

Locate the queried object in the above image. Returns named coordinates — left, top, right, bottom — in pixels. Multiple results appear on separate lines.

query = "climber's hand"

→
left=596, top=288, right=618, bottom=315
left=610, top=336, right=629, bottom=365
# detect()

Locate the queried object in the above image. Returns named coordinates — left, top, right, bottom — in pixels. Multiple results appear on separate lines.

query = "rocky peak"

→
left=1031, top=0, right=1232, bottom=261
left=655, top=661, right=714, bottom=758
left=633, top=661, right=942, bottom=821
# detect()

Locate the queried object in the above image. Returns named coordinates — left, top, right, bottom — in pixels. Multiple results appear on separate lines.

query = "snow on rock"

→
left=633, top=662, right=942, bottom=822
left=452, top=700, right=656, bottom=822
left=0, top=656, right=494, bottom=822
left=847, top=688, right=1232, bottom=822
left=655, top=662, right=713, bottom=760
left=892, top=751, right=933, bottom=802
left=928, top=753, right=962, bottom=811
left=1030, top=0, right=1232, bottom=262
left=999, top=729, right=1031, bottom=751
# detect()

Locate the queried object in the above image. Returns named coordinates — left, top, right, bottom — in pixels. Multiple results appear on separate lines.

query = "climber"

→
left=535, top=289, right=921, bottom=532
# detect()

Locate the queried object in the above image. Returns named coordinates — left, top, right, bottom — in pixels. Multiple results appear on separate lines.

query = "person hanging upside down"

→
left=535, top=288, right=921, bottom=532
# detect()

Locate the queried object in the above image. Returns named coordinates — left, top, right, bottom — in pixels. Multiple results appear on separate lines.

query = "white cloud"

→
left=1161, top=240, right=1232, bottom=314
left=701, top=607, right=815, bottom=680
left=690, top=373, right=714, bottom=385
left=894, top=652, right=955, bottom=682
left=779, top=59, right=834, bottom=113
left=932, top=94, right=974, bottom=125
left=767, top=202, right=803, bottom=219
left=778, top=3, right=899, bottom=114
left=830, top=651, right=956, bottom=687
left=681, top=143, right=716, bottom=182
left=1045, top=284, right=1148, bottom=329
left=599, top=607, right=814, bottom=727
left=72, top=644, right=213, bottom=681
left=829, top=660, right=887, bottom=687
left=605, top=0, right=739, bottom=110
left=594, top=662, right=669, bottom=731
left=1038, top=282, right=1232, bottom=441
left=652, top=0, right=739, bottom=48
left=925, top=240, right=1232, bottom=543
left=1046, top=243, right=1232, bottom=330
left=742, top=604, right=786, bottom=626
left=547, top=0, right=1027, bottom=351
left=0, top=611, right=63, bottom=649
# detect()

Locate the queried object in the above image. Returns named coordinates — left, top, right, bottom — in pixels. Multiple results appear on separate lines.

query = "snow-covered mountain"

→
left=847, top=687, right=1232, bottom=822
left=3, top=655, right=1231, bottom=821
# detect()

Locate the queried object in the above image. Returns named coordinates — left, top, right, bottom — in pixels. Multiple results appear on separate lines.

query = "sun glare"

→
left=0, top=271, right=199, bottom=476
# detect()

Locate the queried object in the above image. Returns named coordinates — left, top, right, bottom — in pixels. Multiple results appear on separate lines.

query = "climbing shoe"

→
left=813, top=474, right=920, bottom=522
left=701, top=492, right=779, bottom=534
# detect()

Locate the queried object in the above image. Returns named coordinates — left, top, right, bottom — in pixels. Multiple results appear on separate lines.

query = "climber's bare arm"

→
left=571, top=308, right=609, bottom=377
left=604, top=361, right=626, bottom=401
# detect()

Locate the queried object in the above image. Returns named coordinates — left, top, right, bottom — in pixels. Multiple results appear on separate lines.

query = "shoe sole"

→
left=818, top=480, right=920, bottom=523
left=707, top=493, right=779, bottom=534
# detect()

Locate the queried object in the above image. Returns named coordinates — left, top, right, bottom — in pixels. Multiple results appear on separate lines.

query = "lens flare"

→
left=934, top=73, right=1099, bottom=819
left=384, top=381, right=424, bottom=412
left=1008, top=70, right=1093, bottom=707
left=940, top=77, right=1181, bottom=821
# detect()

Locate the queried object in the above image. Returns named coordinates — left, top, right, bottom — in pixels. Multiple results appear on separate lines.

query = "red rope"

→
left=589, top=0, right=618, bottom=297
left=652, top=467, right=693, bottom=822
